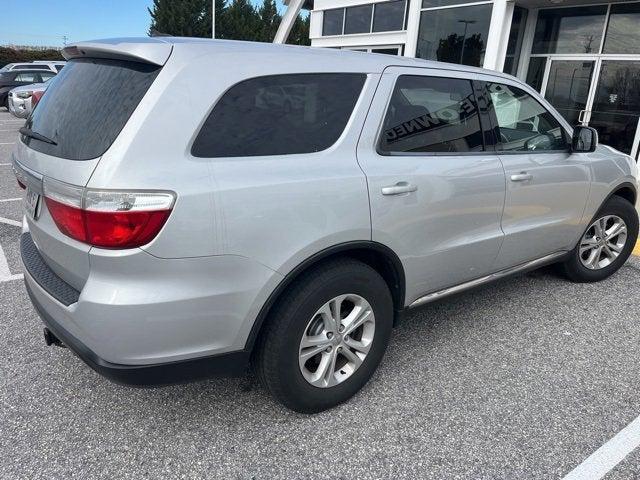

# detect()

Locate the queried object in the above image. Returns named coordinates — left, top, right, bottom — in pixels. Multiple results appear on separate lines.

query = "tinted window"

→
left=486, top=83, right=568, bottom=152
left=371, top=48, right=400, bottom=55
left=533, top=6, right=607, bottom=54
left=344, top=5, right=373, bottom=34
left=39, top=72, right=55, bottom=81
left=373, top=0, right=405, bottom=32
left=379, top=75, right=484, bottom=154
left=55, top=64, right=65, bottom=72
left=23, top=58, right=160, bottom=160
left=192, top=73, right=366, bottom=158
left=603, top=3, right=640, bottom=54
left=525, top=57, right=547, bottom=92
left=323, top=8, right=344, bottom=35
left=416, top=4, right=492, bottom=67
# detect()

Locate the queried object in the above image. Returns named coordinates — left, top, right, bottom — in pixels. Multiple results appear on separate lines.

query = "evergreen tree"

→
left=258, top=0, right=281, bottom=43
left=148, top=0, right=210, bottom=37
left=224, top=0, right=261, bottom=40
left=202, top=0, right=229, bottom=38
left=287, top=14, right=310, bottom=46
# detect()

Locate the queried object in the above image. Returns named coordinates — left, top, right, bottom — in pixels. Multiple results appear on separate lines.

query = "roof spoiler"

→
left=62, top=38, right=173, bottom=66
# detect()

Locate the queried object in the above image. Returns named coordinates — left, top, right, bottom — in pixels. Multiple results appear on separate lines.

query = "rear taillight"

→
left=31, top=90, right=44, bottom=108
left=43, top=178, right=175, bottom=249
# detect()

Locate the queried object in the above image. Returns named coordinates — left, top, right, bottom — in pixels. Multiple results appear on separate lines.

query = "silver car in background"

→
left=12, top=38, right=639, bottom=413
left=8, top=80, right=49, bottom=118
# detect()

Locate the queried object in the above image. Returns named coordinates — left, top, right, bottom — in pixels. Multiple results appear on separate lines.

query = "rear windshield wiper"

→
left=19, top=127, right=57, bottom=146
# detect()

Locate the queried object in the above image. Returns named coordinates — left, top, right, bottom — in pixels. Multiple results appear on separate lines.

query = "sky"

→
left=0, top=0, right=286, bottom=48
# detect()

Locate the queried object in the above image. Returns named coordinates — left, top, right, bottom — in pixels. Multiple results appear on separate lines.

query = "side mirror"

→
left=571, top=126, right=598, bottom=153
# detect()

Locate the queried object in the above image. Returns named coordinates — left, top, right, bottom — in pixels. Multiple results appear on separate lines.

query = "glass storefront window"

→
left=532, top=6, right=607, bottom=54
left=416, top=3, right=492, bottom=67
left=323, top=9, right=344, bottom=36
left=421, top=0, right=477, bottom=8
left=373, top=0, right=405, bottom=33
left=525, top=57, right=547, bottom=92
left=344, top=4, right=373, bottom=34
left=503, top=7, right=528, bottom=76
left=603, top=3, right=640, bottom=55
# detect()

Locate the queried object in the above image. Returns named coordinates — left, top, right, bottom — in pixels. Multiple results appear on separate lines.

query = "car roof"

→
left=63, top=37, right=516, bottom=81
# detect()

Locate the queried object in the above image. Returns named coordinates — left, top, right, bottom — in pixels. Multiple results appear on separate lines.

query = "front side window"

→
left=192, top=73, right=366, bottom=158
left=379, top=75, right=484, bottom=154
left=486, top=82, right=568, bottom=152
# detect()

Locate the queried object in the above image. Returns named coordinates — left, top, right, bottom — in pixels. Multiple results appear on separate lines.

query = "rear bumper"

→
left=25, top=280, right=250, bottom=386
left=20, top=231, right=281, bottom=384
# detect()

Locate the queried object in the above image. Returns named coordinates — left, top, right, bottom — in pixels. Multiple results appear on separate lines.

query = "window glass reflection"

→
left=416, top=4, right=492, bottom=67
left=533, top=6, right=607, bottom=54
left=603, top=3, right=640, bottom=54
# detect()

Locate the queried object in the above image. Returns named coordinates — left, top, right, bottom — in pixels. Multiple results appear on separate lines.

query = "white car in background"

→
left=8, top=80, right=50, bottom=118
left=0, top=61, right=65, bottom=73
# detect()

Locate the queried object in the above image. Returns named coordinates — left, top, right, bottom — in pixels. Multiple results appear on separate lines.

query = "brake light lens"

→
left=31, top=90, right=44, bottom=108
left=43, top=178, right=175, bottom=249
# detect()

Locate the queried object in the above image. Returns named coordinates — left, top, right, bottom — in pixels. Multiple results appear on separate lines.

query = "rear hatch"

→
left=13, top=40, right=170, bottom=291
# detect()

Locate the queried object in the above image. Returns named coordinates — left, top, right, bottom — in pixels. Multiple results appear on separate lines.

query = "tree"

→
left=258, top=0, right=281, bottom=43
left=287, top=14, right=310, bottom=46
left=222, top=0, right=261, bottom=40
left=148, top=0, right=210, bottom=37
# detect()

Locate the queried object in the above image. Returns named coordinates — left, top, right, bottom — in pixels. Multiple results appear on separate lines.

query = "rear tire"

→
left=256, top=258, right=393, bottom=413
left=560, top=195, right=638, bottom=282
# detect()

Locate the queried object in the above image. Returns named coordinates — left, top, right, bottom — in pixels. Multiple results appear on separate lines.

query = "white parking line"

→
left=0, top=198, right=21, bottom=202
left=0, top=216, right=21, bottom=227
left=0, top=143, right=15, bottom=146
left=562, top=415, right=640, bottom=480
left=0, top=162, right=12, bottom=165
left=0, top=242, right=23, bottom=283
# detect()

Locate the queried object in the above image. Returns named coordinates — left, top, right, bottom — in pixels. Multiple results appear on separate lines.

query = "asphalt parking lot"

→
left=2, top=108, right=640, bottom=479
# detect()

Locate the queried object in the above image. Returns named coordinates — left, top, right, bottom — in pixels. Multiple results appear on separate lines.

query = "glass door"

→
left=588, top=60, right=640, bottom=158
left=543, top=59, right=596, bottom=126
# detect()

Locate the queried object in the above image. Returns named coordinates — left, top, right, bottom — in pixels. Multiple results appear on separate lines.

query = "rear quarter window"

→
left=22, top=58, right=160, bottom=160
left=191, top=73, right=366, bottom=158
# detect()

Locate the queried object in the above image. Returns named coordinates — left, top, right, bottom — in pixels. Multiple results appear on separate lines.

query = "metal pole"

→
left=212, top=0, right=216, bottom=38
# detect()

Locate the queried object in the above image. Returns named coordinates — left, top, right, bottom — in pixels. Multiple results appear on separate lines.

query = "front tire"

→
left=560, top=195, right=638, bottom=282
left=256, top=259, right=393, bottom=413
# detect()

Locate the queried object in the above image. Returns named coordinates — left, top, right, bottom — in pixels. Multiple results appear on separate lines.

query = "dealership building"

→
left=293, top=1, right=640, bottom=159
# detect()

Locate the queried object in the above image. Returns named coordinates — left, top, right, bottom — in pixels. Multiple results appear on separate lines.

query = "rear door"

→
left=481, top=79, right=591, bottom=270
left=356, top=67, right=506, bottom=304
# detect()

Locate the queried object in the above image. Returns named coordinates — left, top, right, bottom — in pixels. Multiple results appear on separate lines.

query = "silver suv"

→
left=13, top=38, right=638, bottom=413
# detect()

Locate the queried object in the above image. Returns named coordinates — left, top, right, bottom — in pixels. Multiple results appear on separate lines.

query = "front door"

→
left=543, top=58, right=596, bottom=126
left=356, top=67, right=506, bottom=304
left=483, top=79, right=591, bottom=270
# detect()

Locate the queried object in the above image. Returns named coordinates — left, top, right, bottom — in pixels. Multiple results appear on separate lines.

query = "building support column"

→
left=274, top=0, right=305, bottom=44
left=404, top=0, right=422, bottom=57
left=483, top=0, right=513, bottom=71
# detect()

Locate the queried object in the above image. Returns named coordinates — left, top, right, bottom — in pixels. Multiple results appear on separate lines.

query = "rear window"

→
left=191, top=73, right=366, bottom=158
left=22, top=58, right=160, bottom=160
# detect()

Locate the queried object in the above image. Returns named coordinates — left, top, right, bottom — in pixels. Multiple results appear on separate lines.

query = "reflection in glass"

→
left=416, top=4, right=492, bottom=67
left=589, top=61, right=640, bottom=155
left=422, top=0, right=478, bottom=8
left=373, top=0, right=405, bottom=32
left=503, top=7, right=528, bottom=76
left=344, top=5, right=373, bottom=34
left=603, top=3, right=640, bottom=54
left=525, top=57, right=547, bottom=92
left=323, top=8, right=344, bottom=36
left=533, top=6, right=607, bottom=54
left=544, top=61, right=595, bottom=126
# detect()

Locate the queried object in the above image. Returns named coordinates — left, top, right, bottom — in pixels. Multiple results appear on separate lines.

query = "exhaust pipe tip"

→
left=43, top=328, right=64, bottom=348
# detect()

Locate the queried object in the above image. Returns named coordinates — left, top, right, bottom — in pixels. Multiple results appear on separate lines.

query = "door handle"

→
left=510, top=172, right=533, bottom=182
left=381, top=182, right=417, bottom=196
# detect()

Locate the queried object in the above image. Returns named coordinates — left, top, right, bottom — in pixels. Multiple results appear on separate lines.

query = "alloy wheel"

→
left=298, top=294, right=375, bottom=388
left=579, top=215, right=628, bottom=270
